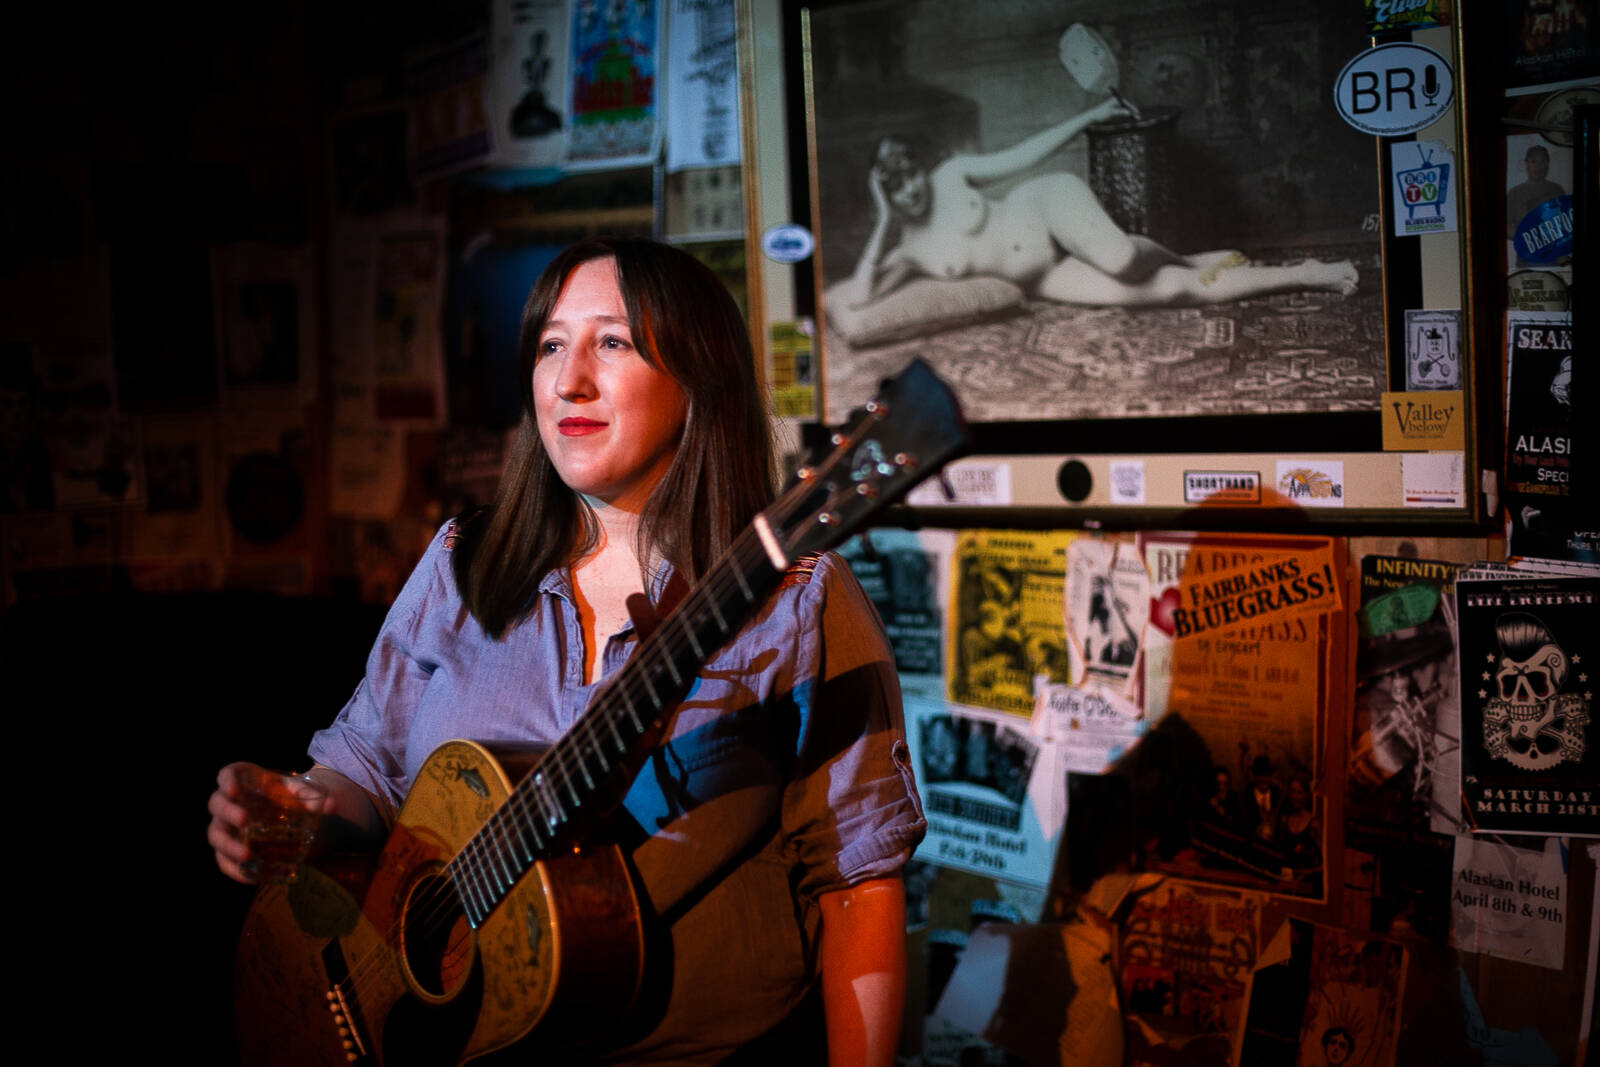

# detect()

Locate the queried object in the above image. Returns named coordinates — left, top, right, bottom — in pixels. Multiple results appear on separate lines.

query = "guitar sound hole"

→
left=400, top=871, right=475, bottom=1000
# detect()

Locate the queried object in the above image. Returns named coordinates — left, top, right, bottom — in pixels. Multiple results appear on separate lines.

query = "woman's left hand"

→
left=1091, top=94, right=1138, bottom=124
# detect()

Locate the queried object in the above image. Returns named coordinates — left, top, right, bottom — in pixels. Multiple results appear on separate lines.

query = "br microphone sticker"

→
left=1334, top=42, right=1454, bottom=137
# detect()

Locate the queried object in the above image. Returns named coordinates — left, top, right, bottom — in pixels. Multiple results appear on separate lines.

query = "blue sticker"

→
left=761, top=224, right=814, bottom=264
left=1513, top=195, right=1574, bottom=265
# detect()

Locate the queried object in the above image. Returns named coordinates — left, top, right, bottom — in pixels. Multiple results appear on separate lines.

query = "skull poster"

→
left=1455, top=572, right=1599, bottom=836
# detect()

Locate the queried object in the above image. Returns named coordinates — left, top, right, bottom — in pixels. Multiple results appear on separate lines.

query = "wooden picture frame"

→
left=759, top=0, right=1497, bottom=529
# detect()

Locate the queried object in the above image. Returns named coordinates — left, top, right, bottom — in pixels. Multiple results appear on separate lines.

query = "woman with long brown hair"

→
left=208, top=237, right=922, bottom=1064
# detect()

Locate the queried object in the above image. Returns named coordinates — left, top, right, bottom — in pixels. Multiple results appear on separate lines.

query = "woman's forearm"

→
left=848, top=208, right=896, bottom=307
left=963, top=98, right=1124, bottom=182
left=819, top=877, right=907, bottom=1067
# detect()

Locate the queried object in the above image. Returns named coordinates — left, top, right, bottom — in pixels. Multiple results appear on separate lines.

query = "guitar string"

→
left=313, top=459, right=853, bottom=1018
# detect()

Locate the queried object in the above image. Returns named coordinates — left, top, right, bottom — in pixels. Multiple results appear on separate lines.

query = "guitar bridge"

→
left=321, top=940, right=372, bottom=1063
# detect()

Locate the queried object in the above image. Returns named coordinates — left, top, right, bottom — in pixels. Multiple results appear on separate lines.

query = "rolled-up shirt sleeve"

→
left=308, top=525, right=452, bottom=822
left=782, top=554, right=926, bottom=900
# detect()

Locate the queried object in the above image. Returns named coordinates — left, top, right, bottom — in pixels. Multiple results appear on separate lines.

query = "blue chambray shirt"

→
left=308, top=521, right=925, bottom=1060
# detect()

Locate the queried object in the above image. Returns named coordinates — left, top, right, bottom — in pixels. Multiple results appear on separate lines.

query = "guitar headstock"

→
left=770, top=358, right=969, bottom=559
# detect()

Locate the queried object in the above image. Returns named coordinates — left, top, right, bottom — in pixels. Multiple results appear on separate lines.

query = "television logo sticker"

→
left=1277, top=461, right=1345, bottom=507
left=1392, top=141, right=1456, bottom=236
left=1334, top=42, right=1454, bottom=137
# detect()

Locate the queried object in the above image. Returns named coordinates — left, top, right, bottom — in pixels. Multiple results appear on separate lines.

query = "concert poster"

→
left=564, top=0, right=662, bottom=171
left=1137, top=533, right=1341, bottom=902
left=903, top=696, right=1061, bottom=890
left=487, top=0, right=570, bottom=170
left=1503, top=311, right=1597, bottom=562
left=1343, top=553, right=1461, bottom=943
left=838, top=527, right=954, bottom=704
left=1118, top=880, right=1266, bottom=1062
left=1455, top=570, right=1599, bottom=836
left=947, top=530, right=1074, bottom=716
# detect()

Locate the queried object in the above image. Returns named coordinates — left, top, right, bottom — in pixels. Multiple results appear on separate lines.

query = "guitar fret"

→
left=533, top=772, right=565, bottom=829
left=610, top=700, right=633, bottom=747
left=486, top=820, right=514, bottom=891
left=730, top=555, right=754, bottom=601
left=658, top=648, right=683, bottom=687
left=706, top=595, right=728, bottom=632
left=455, top=851, right=489, bottom=923
left=638, top=667, right=662, bottom=709
left=508, top=798, right=540, bottom=863
left=678, top=611, right=706, bottom=658
left=586, top=721, right=611, bottom=773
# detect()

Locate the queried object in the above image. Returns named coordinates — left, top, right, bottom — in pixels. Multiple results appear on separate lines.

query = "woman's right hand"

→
left=207, top=761, right=333, bottom=884
left=867, top=166, right=890, bottom=216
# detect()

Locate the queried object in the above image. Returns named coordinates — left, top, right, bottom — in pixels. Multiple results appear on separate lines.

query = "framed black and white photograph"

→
left=772, top=0, right=1498, bottom=526
left=805, top=0, right=1382, bottom=425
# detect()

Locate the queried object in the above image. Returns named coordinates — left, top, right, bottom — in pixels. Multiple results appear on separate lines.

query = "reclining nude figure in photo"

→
left=845, top=96, right=1360, bottom=310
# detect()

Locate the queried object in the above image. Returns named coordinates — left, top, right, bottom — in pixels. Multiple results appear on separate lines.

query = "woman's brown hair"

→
left=453, top=236, right=775, bottom=638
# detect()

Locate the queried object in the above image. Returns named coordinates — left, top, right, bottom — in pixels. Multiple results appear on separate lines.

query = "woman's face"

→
left=887, top=168, right=930, bottom=219
left=533, top=257, right=688, bottom=510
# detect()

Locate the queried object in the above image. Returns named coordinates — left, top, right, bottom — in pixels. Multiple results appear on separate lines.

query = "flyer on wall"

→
left=1344, top=553, right=1461, bottom=943
left=486, top=0, right=570, bottom=169
left=903, top=696, right=1062, bottom=890
left=1136, top=533, right=1342, bottom=901
left=1235, top=918, right=1407, bottom=1067
left=838, top=527, right=955, bottom=704
left=1455, top=569, right=1599, bottom=836
left=1119, top=879, right=1267, bottom=1064
left=1503, top=310, right=1596, bottom=562
left=1063, top=536, right=1148, bottom=699
left=947, top=530, right=1073, bottom=716
left=564, top=0, right=663, bottom=171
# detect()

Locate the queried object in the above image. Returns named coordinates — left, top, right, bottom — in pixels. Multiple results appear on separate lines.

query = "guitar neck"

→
left=448, top=524, right=787, bottom=926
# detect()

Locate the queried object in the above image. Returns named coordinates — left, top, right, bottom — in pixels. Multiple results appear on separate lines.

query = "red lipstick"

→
left=558, top=417, right=605, bottom=436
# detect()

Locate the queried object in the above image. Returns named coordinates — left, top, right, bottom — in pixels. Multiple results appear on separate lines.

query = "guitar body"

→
left=235, top=740, right=644, bottom=1067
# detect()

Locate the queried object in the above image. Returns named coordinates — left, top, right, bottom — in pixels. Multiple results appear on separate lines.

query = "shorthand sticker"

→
left=1334, top=42, right=1454, bottom=136
left=1277, top=461, right=1345, bottom=508
left=1183, top=470, right=1261, bottom=505
left=760, top=224, right=814, bottom=264
left=1392, top=141, right=1456, bottom=236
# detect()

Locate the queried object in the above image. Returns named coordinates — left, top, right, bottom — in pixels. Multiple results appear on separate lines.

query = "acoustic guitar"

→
left=234, top=358, right=968, bottom=1066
